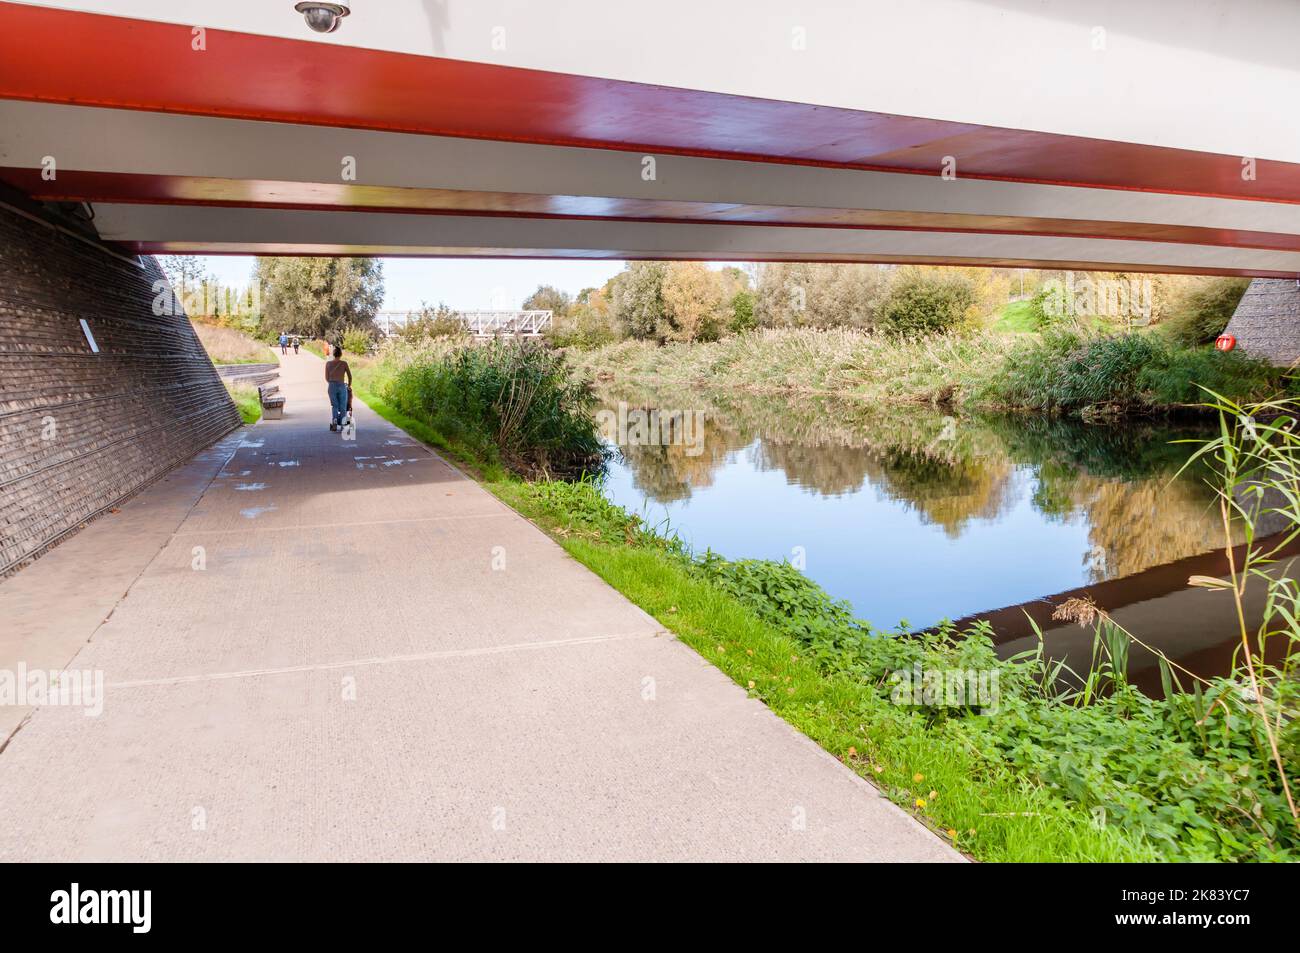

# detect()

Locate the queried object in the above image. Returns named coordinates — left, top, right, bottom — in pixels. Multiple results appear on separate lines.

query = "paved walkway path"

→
left=0, top=352, right=959, bottom=861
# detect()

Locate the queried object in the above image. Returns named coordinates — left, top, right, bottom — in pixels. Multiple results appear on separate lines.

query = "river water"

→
left=595, top=385, right=1277, bottom=691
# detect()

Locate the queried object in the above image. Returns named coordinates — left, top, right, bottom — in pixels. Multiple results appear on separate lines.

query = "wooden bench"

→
left=257, top=383, right=286, bottom=420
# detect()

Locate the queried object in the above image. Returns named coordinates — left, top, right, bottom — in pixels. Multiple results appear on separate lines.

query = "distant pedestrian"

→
left=325, top=345, right=352, bottom=432
left=279, top=331, right=288, bottom=355
left=292, top=336, right=300, bottom=355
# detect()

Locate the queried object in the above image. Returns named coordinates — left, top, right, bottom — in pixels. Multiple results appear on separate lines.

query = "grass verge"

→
left=224, top=381, right=262, bottom=425
left=993, top=299, right=1038, bottom=333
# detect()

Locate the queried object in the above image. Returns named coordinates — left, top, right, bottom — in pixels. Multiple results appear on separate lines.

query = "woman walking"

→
left=325, top=345, right=352, bottom=432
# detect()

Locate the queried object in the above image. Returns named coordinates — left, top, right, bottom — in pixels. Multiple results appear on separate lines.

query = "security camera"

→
left=294, top=3, right=350, bottom=34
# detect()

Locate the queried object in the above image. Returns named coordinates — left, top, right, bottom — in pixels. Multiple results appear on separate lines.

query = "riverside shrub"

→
left=879, top=269, right=978, bottom=335
left=980, top=330, right=1279, bottom=413
left=341, top=325, right=374, bottom=356
left=385, top=340, right=608, bottom=478
left=694, top=547, right=1299, bottom=860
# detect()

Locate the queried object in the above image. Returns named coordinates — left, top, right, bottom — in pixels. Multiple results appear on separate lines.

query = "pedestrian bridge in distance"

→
left=1, top=0, right=1300, bottom=277
left=374, top=310, right=553, bottom=338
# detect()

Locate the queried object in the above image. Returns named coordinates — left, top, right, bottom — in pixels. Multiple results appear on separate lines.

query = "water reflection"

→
left=599, top=384, right=1236, bottom=636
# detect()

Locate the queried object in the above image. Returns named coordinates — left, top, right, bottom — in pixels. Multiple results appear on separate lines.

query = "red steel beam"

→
left=1, top=2, right=1297, bottom=204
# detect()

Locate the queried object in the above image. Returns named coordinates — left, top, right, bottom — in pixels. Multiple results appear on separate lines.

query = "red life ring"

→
left=1215, top=334, right=1237, bottom=352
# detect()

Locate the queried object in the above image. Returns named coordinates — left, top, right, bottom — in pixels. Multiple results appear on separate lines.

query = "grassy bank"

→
left=382, top=339, right=606, bottom=477
left=569, top=327, right=1287, bottom=417
left=992, top=299, right=1038, bottom=333
left=223, top=381, right=262, bottom=425
left=350, top=341, right=1298, bottom=862
left=193, top=319, right=278, bottom=365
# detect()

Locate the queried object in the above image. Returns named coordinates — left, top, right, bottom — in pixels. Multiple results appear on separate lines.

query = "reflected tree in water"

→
left=599, top=383, right=1227, bottom=579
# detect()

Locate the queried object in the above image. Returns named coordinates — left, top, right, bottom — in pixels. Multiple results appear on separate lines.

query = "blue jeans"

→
left=328, top=381, right=349, bottom=426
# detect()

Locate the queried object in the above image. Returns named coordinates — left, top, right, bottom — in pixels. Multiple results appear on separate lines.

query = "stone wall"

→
left=1222, top=277, right=1300, bottom=368
left=0, top=201, right=240, bottom=573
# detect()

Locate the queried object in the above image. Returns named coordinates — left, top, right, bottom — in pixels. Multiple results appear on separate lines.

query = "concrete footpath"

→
left=0, top=351, right=959, bottom=861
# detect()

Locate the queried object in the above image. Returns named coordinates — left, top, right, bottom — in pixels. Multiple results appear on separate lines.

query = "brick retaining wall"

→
left=1222, top=278, right=1300, bottom=368
left=0, top=202, right=240, bottom=573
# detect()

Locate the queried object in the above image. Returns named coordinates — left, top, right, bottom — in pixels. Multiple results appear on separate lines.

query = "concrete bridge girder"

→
left=3, top=102, right=1300, bottom=271
left=84, top=204, right=1300, bottom=278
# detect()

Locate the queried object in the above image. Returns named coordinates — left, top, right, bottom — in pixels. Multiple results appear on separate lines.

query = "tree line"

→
left=538, top=262, right=1248, bottom=348
left=538, top=262, right=1012, bottom=346
left=162, top=251, right=1247, bottom=355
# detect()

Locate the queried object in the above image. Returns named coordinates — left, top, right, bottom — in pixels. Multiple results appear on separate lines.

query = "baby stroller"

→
left=341, top=385, right=355, bottom=439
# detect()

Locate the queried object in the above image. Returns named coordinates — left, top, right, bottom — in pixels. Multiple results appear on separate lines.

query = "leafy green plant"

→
left=1139, top=345, right=1278, bottom=407
left=396, top=303, right=471, bottom=343
left=511, top=476, right=686, bottom=554
left=697, top=551, right=1299, bottom=858
left=1024, top=284, right=1059, bottom=330
left=1179, top=392, right=1300, bottom=824
left=384, top=339, right=608, bottom=478
left=728, top=288, right=757, bottom=333
left=341, top=324, right=374, bottom=356
left=879, top=269, right=978, bottom=335
left=980, top=330, right=1280, bottom=414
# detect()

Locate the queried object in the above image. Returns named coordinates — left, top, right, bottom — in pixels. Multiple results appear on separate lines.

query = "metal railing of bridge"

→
left=374, top=310, right=552, bottom=337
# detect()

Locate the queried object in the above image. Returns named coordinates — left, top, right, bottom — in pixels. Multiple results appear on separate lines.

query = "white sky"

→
left=196, top=255, right=630, bottom=311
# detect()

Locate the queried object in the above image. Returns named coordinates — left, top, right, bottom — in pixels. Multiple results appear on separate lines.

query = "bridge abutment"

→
left=0, top=201, right=240, bottom=574
left=1222, top=278, right=1300, bottom=368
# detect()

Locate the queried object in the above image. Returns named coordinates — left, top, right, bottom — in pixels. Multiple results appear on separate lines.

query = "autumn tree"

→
left=661, top=262, right=726, bottom=342
left=547, top=282, right=619, bottom=347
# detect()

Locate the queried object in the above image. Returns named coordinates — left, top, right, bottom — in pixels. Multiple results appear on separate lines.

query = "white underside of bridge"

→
left=84, top=205, right=1300, bottom=276
left=4, top=102, right=1299, bottom=236
left=3, top=100, right=1300, bottom=274
left=2, top=1, right=1298, bottom=272
left=16, top=0, right=1300, bottom=162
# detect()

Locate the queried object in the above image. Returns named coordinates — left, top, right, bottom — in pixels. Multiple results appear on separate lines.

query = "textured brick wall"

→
left=0, top=202, right=240, bottom=573
left=1223, top=278, right=1300, bottom=368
